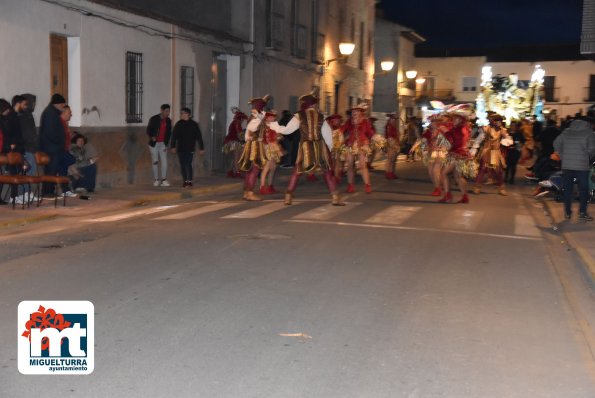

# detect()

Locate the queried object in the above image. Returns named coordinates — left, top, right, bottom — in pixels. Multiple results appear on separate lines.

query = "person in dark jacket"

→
left=170, top=108, right=204, bottom=188
left=39, top=93, right=67, bottom=196
left=1, top=98, right=24, bottom=154
left=554, top=118, right=595, bottom=221
left=505, top=122, right=525, bottom=184
left=146, top=104, right=172, bottom=187
left=16, top=94, right=38, bottom=176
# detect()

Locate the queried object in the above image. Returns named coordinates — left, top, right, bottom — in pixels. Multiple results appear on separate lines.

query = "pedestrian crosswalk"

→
left=77, top=200, right=543, bottom=241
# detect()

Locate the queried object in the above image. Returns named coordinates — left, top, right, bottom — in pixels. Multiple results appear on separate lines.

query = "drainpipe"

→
left=171, top=24, right=176, bottom=123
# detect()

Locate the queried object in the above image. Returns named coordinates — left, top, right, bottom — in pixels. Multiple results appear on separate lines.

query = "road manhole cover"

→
left=227, top=233, right=292, bottom=241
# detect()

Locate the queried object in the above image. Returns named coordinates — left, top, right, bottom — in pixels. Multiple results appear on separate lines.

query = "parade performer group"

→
left=224, top=89, right=515, bottom=207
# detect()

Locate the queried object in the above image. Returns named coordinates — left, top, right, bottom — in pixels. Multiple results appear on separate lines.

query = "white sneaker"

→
left=14, top=195, right=25, bottom=205
left=160, top=179, right=170, bottom=187
left=153, top=180, right=160, bottom=187
left=59, top=191, right=78, bottom=198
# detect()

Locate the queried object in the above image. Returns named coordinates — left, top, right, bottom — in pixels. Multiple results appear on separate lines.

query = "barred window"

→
left=126, top=51, right=143, bottom=123
left=180, top=66, right=194, bottom=112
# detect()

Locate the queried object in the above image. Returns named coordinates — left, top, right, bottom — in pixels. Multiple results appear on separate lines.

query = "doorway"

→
left=50, top=34, right=68, bottom=101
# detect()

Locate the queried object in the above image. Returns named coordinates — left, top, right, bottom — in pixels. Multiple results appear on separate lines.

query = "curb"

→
left=0, top=213, right=59, bottom=229
left=131, top=182, right=242, bottom=206
left=543, top=200, right=595, bottom=281
left=0, top=182, right=242, bottom=230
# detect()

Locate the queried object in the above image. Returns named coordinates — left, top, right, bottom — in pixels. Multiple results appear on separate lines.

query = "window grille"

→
left=180, top=66, right=194, bottom=112
left=126, top=51, right=143, bottom=123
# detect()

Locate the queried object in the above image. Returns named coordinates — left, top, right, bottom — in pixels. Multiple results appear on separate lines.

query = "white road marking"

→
left=222, top=202, right=293, bottom=219
left=514, top=214, right=542, bottom=237
left=292, top=202, right=361, bottom=221
left=440, top=209, right=484, bottom=231
left=85, top=206, right=178, bottom=223
left=285, top=219, right=542, bottom=241
left=154, top=202, right=241, bottom=220
left=365, top=205, right=421, bottom=225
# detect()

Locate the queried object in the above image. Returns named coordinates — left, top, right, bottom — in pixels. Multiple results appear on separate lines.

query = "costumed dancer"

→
left=343, top=104, right=376, bottom=194
left=268, top=90, right=345, bottom=206
left=223, top=107, right=248, bottom=178
left=437, top=107, right=477, bottom=203
left=384, top=113, right=400, bottom=180
left=472, top=114, right=510, bottom=196
left=423, top=115, right=448, bottom=196
left=326, top=114, right=346, bottom=184
left=238, top=95, right=270, bottom=201
left=260, top=110, right=284, bottom=195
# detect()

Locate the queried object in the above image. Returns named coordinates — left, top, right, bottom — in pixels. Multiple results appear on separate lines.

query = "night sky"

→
left=379, top=0, right=584, bottom=59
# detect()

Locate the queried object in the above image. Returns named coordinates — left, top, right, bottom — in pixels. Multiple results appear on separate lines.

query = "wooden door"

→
left=50, top=34, right=68, bottom=101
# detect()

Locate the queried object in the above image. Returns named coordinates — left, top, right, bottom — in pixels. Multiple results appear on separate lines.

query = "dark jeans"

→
left=505, top=149, right=520, bottom=183
left=71, top=163, right=97, bottom=192
left=42, top=151, right=70, bottom=195
left=178, top=151, right=194, bottom=182
left=562, top=169, right=590, bottom=215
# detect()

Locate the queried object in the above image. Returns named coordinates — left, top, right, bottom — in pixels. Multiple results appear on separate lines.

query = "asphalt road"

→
left=1, top=162, right=595, bottom=397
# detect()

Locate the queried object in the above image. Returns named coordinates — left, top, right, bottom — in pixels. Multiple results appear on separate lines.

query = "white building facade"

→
left=414, top=56, right=595, bottom=121
left=0, top=0, right=374, bottom=187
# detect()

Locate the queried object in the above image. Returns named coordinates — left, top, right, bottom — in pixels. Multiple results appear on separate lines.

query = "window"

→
left=462, top=76, right=477, bottom=92
left=359, top=22, right=365, bottom=70
left=180, top=66, right=194, bottom=112
left=266, top=0, right=284, bottom=49
left=126, top=51, right=143, bottom=123
left=544, top=76, right=557, bottom=102
left=295, top=24, right=307, bottom=58
left=310, top=0, right=320, bottom=63
left=290, top=0, right=299, bottom=56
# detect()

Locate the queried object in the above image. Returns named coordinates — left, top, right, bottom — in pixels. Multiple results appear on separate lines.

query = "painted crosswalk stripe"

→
left=86, top=205, right=179, bottom=222
left=155, top=202, right=241, bottom=220
left=514, top=214, right=541, bottom=237
left=440, top=209, right=484, bottom=231
left=222, top=202, right=292, bottom=219
left=292, top=202, right=361, bottom=221
left=364, top=205, right=421, bottom=225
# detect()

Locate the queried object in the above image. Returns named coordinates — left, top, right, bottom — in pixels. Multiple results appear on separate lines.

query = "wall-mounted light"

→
left=326, top=42, right=356, bottom=67
left=405, top=70, right=418, bottom=79
left=415, top=77, right=426, bottom=84
left=380, top=61, right=394, bottom=72
left=338, top=42, right=356, bottom=56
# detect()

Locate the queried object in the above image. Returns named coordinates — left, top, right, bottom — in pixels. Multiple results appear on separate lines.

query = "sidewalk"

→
left=543, top=199, right=595, bottom=282
left=0, top=174, right=242, bottom=229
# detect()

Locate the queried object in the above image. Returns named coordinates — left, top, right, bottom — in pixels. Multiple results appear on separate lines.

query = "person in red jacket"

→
left=223, top=107, right=247, bottom=178
left=384, top=113, right=400, bottom=179
left=438, top=108, right=477, bottom=203
left=343, top=104, right=375, bottom=193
